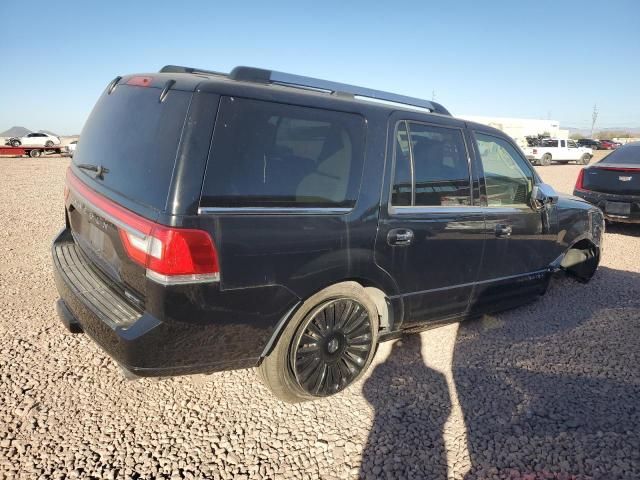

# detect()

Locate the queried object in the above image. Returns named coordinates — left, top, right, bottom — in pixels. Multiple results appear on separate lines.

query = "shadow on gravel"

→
left=454, top=266, right=640, bottom=479
left=360, top=334, right=450, bottom=479
left=606, top=222, right=640, bottom=238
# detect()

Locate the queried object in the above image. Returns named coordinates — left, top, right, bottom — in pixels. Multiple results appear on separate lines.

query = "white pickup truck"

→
left=523, top=139, right=593, bottom=166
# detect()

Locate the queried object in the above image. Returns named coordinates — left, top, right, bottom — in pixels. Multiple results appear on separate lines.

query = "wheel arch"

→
left=558, top=238, right=600, bottom=282
left=259, top=277, right=399, bottom=359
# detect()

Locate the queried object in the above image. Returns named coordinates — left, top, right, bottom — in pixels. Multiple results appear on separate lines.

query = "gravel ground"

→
left=1, top=153, right=639, bottom=480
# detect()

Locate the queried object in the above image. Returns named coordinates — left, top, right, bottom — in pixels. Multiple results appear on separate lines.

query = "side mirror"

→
left=531, top=183, right=558, bottom=210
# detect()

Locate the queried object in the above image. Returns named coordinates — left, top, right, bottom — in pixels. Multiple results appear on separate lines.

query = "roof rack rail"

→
left=229, top=66, right=451, bottom=116
left=158, top=65, right=451, bottom=115
left=159, top=65, right=227, bottom=77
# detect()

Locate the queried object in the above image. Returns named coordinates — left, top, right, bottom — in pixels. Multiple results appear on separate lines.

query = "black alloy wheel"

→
left=290, top=298, right=373, bottom=397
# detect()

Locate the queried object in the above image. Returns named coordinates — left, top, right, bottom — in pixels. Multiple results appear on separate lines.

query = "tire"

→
left=258, top=281, right=379, bottom=403
left=10, top=139, right=21, bottom=147
left=45, top=140, right=54, bottom=147
left=541, top=153, right=552, bottom=166
left=29, top=149, right=41, bottom=158
left=579, top=154, right=591, bottom=165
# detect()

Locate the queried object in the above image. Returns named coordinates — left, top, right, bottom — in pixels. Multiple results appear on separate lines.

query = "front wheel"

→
left=10, top=139, right=21, bottom=147
left=258, top=282, right=379, bottom=403
left=579, top=154, right=591, bottom=165
left=45, top=140, right=54, bottom=147
left=541, top=153, right=552, bottom=166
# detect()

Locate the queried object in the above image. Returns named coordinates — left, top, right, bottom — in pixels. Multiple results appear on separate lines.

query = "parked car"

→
left=7, top=132, right=61, bottom=147
left=598, top=139, right=618, bottom=150
left=51, top=65, right=604, bottom=402
left=574, top=141, right=640, bottom=223
left=65, top=140, right=78, bottom=157
left=523, top=138, right=592, bottom=166
left=577, top=138, right=601, bottom=150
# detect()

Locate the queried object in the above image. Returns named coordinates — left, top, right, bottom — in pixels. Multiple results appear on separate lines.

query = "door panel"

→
left=379, top=211, right=485, bottom=324
left=375, top=116, right=485, bottom=327
left=471, top=131, right=560, bottom=312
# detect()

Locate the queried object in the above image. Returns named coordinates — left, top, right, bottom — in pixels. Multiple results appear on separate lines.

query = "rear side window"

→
left=202, top=97, right=365, bottom=209
left=391, top=121, right=471, bottom=207
left=73, top=84, right=192, bottom=210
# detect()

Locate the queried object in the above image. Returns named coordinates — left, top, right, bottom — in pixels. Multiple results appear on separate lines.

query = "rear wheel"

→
left=10, top=139, right=20, bottom=147
left=541, top=153, right=552, bottom=166
left=579, top=154, right=591, bottom=165
left=29, top=149, right=41, bottom=158
left=258, top=282, right=379, bottom=403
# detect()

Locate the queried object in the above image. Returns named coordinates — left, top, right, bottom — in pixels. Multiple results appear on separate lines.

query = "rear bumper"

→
left=573, top=189, right=640, bottom=223
left=52, top=228, right=275, bottom=377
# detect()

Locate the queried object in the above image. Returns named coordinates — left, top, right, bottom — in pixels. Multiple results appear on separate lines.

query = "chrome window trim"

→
left=197, top=206, right=352, bottom=215
left=388, top=205, right=521, bottom=215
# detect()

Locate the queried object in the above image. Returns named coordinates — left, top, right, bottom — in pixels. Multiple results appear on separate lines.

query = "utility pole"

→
left=590, top=104, right=598, bottom=137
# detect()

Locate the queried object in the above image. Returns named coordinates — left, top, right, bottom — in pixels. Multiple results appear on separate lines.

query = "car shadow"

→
left=360, top=334, right=451, bottom=479
left=606, top=222, right=640, bottom=238
left=454, top=266, right=640, bottom=479
left=359, top=266, right=640, bottom=479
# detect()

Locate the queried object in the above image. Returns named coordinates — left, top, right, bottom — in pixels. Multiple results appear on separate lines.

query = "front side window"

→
left=568, top=140, right=577, bottom=148
left=475, top=133, right=534, bottom=207
left=202, top=97, right=366, bottom=208
left=391, top=121, right=471, bottom=207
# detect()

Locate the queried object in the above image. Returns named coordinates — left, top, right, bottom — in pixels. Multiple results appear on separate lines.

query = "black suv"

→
left=577, top=138, right=601, bottom=150
left=52, top=65, right=604, bottom=402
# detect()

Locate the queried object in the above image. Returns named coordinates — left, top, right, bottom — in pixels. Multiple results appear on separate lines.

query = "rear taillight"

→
left=67, top=170, right=219, bottom=285
left=575, top=168, right=586, bottom=191
left=532, top=148, right=538, bottom=154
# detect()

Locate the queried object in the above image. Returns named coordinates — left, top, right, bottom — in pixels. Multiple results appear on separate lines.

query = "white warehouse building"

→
left=459, top=115, right=570, bottom=147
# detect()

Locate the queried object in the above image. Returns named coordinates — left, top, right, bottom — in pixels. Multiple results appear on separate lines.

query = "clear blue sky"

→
left=2, top=0, right=639, bottom=135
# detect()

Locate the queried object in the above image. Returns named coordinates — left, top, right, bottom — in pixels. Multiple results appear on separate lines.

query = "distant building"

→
left=459, top=115, right=569, bottom=147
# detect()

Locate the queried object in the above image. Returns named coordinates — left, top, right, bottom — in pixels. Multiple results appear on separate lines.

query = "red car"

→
left=598, top=140, right=618, bottom=150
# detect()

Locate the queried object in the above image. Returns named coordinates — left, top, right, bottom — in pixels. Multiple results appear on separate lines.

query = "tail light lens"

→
left=67, top=170, right=219, bottom=285
left=532, top=148, right=538, bottom=154
left=575, top=168, right=586, bottom=191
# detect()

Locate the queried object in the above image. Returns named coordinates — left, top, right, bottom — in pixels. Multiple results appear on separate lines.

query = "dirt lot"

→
left=0, top=153, right=639, bottom=479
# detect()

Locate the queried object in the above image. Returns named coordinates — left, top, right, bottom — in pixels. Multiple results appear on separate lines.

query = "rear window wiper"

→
left=77, top=163, right=110, bottom=179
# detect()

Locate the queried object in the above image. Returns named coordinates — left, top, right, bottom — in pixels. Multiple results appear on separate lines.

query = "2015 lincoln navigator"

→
left=52, top=65, right=603, bottom=402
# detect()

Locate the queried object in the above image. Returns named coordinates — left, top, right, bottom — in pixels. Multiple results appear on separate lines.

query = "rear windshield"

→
left=600, top=145, right=640, bottom=164
left=201, top=97, right=366, bottom=209
left=73, top=84, right=192, bottom=210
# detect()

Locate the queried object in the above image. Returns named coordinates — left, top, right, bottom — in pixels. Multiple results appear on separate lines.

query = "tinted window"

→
left=600, top=145, right=640, bottom=165
left=391, top=122, right=470, bottom=207
left=542, top=139, right=558, bottom=147
left=73, top=84, right=191, bottom=210
left=202, top=97, right=365, bottom=208
left=475, top=133, right=534, bottom=206
left=409, top=123, right=470, bottom=206
left=568, top=140, right=577, bottom=148
left=391, top=121, right=412, bottom=206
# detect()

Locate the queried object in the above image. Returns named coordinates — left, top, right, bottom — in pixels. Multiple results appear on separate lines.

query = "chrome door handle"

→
left=387, top=229, right=414, bottom=246
left=495, top=224, right=512, bottom=238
